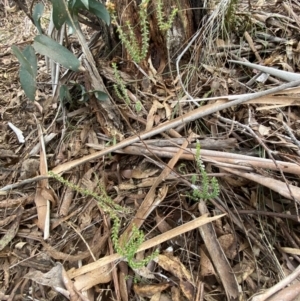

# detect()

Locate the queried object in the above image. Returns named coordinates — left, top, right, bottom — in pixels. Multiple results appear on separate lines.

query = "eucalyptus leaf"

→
left=12, top=45, right=37, bottom=101
left=68, top=0, right=78, bottom=10
left=11, top=46, right=35, bottom=77
left=81, top=0, right=89, bottom=10
left=88, top=0, right=110, bottom=25
left=59, top=85, right=72, bottom=103
left=22, top=46, right=37, bottom=77
left=52, top=0, right=69, bottom=30
left=69, top=0, right=110, bottom=24
left=71, top=82, right=89, bottom=102
left=68, top=0, right=82, bottom=12
left=32, top=2, right=44, bottom=34
left=20, top=67, right=36, bottom=101
left=33, top=35, right=81, bottom=71
left=94, top=90, right=108, bottom=101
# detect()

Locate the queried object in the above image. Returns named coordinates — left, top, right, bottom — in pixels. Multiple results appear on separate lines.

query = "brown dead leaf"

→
left=180, top=280, right=195, bottom=300
left=258, top=124, right=271, bottom=136
left=163, top=101, right=172, bottom=120
left=171, top=286, right=181, bottom=301
left=0, top=215, right=17, bottom=227
left=146, top=99, right=164, bottom=131
left=24, top=264, right=69, bottom=298
left=232, top=260, right=255, bottom=284
left=41, top=186, right=57, bottom=207
left=133, top=283, right=170, bottom=298
left=222, top=174, right=250, bottom=187
left=222, top=167, right=300, bottom=201
left=155, top=212, right=173, bottom=234
left=131, top=167, right=159, bottom=179
left=41, top=231, right=109, bottom=262
left=35, top=185, right=49, bottom=231
left=19, top=158, right=40, bottom=179
left=73, top=263, right=112, bottom=291
left=59, top=173, right=80, bottom=217
left=218, top=234, right=238, bottom=260
left=61, top=266, right=85, bottom=301
left=154, top=254, right=194, bottom=299
left=150, top=292, right=161, bottom=301
left=0, top=206, right=23, bottom=251
left=119, top=262, right=128, bottom=301
left=159, top=294, right=173, bottom=301
left=200, top=246, right=216, bottom=277
left=133, top=265, right=155, bottom=279
left=80, top=123, right=90, bottom=144
left=87, top=128, right=98, bottom=145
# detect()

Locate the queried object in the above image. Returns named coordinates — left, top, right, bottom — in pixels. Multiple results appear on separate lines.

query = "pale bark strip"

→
left=51, top=79, right=300, bottom=175
left=198, top=201, right=240, bottom=300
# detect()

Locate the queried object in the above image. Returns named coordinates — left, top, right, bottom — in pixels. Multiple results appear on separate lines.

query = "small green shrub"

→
left=49, top=171, right=157, bottom=269
left=190, top=142, right=220, bottom=200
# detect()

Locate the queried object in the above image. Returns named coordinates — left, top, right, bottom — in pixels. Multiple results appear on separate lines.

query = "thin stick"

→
left=47, top=79, right=300, bottom=174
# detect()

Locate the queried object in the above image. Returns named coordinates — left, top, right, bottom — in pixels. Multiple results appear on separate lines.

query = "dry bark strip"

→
left=51, top=79, right=300, bottom=175
left=89, top=144, right=300, bottom=176
left=221, top=167, right=300, bottom=202
left=198, top=201, right=240, bottom=300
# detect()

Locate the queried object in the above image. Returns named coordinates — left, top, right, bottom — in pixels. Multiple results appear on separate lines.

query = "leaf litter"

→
left=1, top=1, right=300, bottom=300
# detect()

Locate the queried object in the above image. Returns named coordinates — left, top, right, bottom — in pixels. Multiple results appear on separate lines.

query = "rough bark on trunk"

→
left=110, top=0, right=195, bottom=75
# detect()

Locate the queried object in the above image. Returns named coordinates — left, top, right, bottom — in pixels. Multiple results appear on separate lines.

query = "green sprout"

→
left=48, top=171, right=157, bottom=269
left=190, top=142, right=220, bottom=200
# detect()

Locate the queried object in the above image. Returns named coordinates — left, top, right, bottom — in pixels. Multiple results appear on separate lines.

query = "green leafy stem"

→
left=190, top=142, right=220, bottom=200
left=48, top=171, right=157, bottom=268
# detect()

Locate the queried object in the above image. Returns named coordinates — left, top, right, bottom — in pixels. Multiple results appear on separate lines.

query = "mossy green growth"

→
left=223, top=0, right=239, bottom=33
left=157, top=0, right=178, bottom=31
left=112, top=62, right=131, bottom=105
left=110, top=0, right=178, bottom=63
left=48, top=171, right=157, bottom=269
left=111, top=0, right=150, bottom=63
left=112, top=222, right=159, bottom=269
left=190, top=142, right=219, bottom=200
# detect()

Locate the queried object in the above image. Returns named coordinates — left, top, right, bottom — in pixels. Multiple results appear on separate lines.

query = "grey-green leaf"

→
left=94, top=90, right=108, bottom=101
left=81, top=0, right=89, bottom=10
left=22, top=46, right=37, bottom=77
left=59, top=85, right=72, bottom=103
left=11, top=46, right=35, bottom=77
left=52, top=0, right=69, bottom=30
left=32, top=2, right=44, bottom=34
left=33, top=35, right=81, bottom=71
left=88, top=0, right=110, bottom=25
left=12, top=45, right=37, bottom=101
left=20, top=67, right=36, bottom=101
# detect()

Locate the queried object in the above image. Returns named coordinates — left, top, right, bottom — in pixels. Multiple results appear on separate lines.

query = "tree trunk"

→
left=110, top=0, right=195, bottom=74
